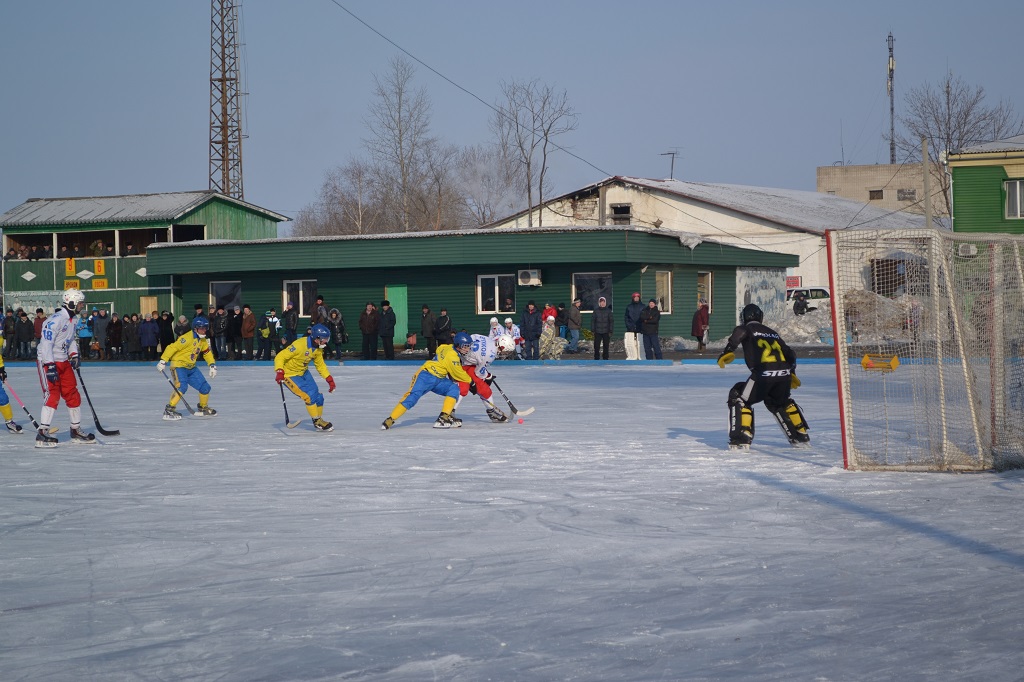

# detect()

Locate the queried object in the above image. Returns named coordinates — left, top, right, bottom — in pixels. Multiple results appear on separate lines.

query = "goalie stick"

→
left=2, top=380, right=57, bottom=433
left=159, top=367, right=198, bottom=416
left=279, top=382, right=302, bottom=429
left=74, top=366, right=120, bottom=436
left=489, top=378, right=535, bottom=417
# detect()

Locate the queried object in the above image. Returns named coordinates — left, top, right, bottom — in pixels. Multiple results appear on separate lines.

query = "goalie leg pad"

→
left=728, top=395, right=755, bottom=446
left=770, top=399, right=810, bottom=444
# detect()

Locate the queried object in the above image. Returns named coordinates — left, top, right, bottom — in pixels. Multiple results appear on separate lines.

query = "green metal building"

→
left=143, top=226, right=798, bottom=343
left=947, top=134, right=1024, bottom=234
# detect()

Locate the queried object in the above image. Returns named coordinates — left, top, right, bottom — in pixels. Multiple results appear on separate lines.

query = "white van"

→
left=786, top=286, right=830, bottom=310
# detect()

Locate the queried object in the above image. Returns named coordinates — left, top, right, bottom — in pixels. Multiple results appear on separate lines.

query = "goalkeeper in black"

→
left=717, top=303, right=809, bottom=448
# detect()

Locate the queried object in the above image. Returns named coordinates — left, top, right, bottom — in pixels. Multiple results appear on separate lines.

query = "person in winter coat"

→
left=1, top=309, right=16, bottom=359
left=691, top=298, right=710, bottom=352
left=623, top=292, right=644, bottom=361
left=378, top=300, right=397, bottom=360
left=123, top=314, right=141, bottom=361
left=227, top=306, right=244, bottom=359
left=91, top=309, right=110, bottom=360
left=15, top=310, right=34, bottom=359
left=421, top=305, right=437, bottom=356
left=157, top=311, right=175, bottom=354
left=565, top=298, right=583, bottom=353
left=358, top=302, right=380, bottom=360
left=539, top=307, right=565, bottom=360
left=308, top=295, right=328, bottom=326
left=639, top=298, right=663, bottom=360
left=212, top=307, right=230, bottom=360
left=281, top=301, right=299, bottom=344
left=174, top=315, right=191, bottom=338
left=240, top=305, right=257, bottom=360
left=107, top=313, right=123, bottom=360
left=591, top=296, right=614, bottom=360
left=433, top=307, right=453, bottom=346
left=139, top=313, right=161, bottom=361
left=325, top=308, right=347, bottom=359
left=519, top=301, right=542, bottom=360
left=76, top=314, right=93, bottom=360
left=33, top=308, right=46, bottom=354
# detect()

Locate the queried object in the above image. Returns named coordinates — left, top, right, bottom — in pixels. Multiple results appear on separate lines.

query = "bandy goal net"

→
left=827, top=228, right=1024, bottom=471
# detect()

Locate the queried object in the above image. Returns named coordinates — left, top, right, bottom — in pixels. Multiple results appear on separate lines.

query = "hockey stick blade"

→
left=512, top=406, right=535, bottom=416
left=74, top=366, right=119, bottom=436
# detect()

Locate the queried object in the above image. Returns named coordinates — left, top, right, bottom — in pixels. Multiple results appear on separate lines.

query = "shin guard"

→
left=772, top=400, right=810, bottom=444
left=728, top=400, right=754, bottom=445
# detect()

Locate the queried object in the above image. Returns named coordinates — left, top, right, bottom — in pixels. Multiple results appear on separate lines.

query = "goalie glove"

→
left=717, top=351, right=735, bottom=369
left=44, top=363, right=59, bottom=385
left=208, top=365, right=217, bottom=380
left=326, top=375, right=336, bottom=393
left=157, top=360, right=167, bottom=373
left=790, top=373, right=801, bottom=389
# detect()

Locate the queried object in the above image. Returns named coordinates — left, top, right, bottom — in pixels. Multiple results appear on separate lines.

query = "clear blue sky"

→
left=2, top=0, right=1021, bottom=222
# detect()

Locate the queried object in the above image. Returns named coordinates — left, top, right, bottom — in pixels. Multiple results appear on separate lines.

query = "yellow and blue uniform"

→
left=386, top=344, right=472, bottom=423
left=161, top=331, right=216, bottom=409
left=0, top=355, right=15, bottom=425
left=275, top=336, right=332, bottom=420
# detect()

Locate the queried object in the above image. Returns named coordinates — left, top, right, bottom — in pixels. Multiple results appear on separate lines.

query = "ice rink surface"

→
left=2, top=360, right=1023, bottom=681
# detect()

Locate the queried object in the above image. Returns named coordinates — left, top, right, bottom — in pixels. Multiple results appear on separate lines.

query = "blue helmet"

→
left=453, top=331, right=472, bottom=349
left=311, top=323, right=330, bottom=340
left=192, top=316, right=210, bottom=330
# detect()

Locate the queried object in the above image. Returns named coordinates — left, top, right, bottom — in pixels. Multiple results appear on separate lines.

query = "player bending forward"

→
left=36, top=288, right=93, bottom=446
left=717, top=303, right=809, bottom=448
left=275, top=324, right=336, bottom=431
left=455, top=333, right=515, bottom=423
left=0, top=354, right=24, bottom=434
left=158, top=316, right=218, bottom=419
left=381, top=332, right=473, bottom=430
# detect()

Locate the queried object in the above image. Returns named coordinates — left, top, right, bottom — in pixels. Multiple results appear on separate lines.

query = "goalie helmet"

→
left=741, top=303, right=763, bottom=324
left=62, top=288, right=85, bottom=310
left=496, top=334, right=515, bottom=353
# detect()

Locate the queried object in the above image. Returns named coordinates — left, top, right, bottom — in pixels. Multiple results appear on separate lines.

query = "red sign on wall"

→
left=786, top=276, right=802, bottom=288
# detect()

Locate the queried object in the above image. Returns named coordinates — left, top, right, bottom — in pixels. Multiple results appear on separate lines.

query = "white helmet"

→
left=62, top=288, right=85, bottom=308
left=490, top=316, right=499, bottom=327
left=504, top=317, right=513, bottom=325
left=496, top=334, right=516, bottom=353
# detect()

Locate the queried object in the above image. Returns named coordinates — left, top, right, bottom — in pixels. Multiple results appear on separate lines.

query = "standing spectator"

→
left=42, top=244, right=53, bottom=259
left=28, top=245, right=41, bottom=261
left=556, top=303, right=569, bottom=339
left=565, top=298, right=583, bottom=353
left=211, top=307, right=229, bottom=359
left=591, top=296, right=613, bottom=360
left=325, top=308, right=347, bottom=359
left=503, top=317, right=524, bottom=360
left=541, top=302, right=558, bottom=327
left=15, top=310, right=34, bottom=359
left=358, top=301, right=380, bottom=360
left=691, top=298, right=710, bottom=352
left=70, top=243, right=84, bottom=259
left=378, top=300, right=397, bottom=361
left=640, top=298, right=663, bottom=360
left=1, top=309, right=15, bottom=359
left=421, top=304, right=437, bottom=356
left=433, top=306, right=453, bottom=346
left=122, top=243, right=137, bottom=257
left=281, top=301, right=299, bottom=344
left=103, top=243, right=116, bottom=258
left=519, top=301, right=542, bottom=360
left=240, top=304, right=256, bottom=360
left=33, top=308, right=46, bottom=358
left=91, top=308, right=110, bottom=361
left=227, top=305, right=244, bottom=359
left=193, top=303, right=206, bottom=320
left=123, top=314, right=141, bottom=361
left=139, top=313, right=160, bottom=361
left=256, top=310, right=273, bottom=361
left=57, top=244, right=71, bottom=260
left=266, top=308, right=281, bottom=359
left=76, top=311, right=93, bottom=359
left=107, top=313, right=123, bottom=360
left=89, top=240, right=104, bottom=257
left=308, top=295, right=328, bottom=326
left=157, top=311, right=175, bottom=354
left=174, top=315, right=191, bottom=338
left=624, top=292, right=644, bottom=361
left=4, top=248, right=16, bottom=261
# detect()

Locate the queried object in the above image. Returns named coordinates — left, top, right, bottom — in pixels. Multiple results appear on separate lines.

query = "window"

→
left=897, top=188, right=917, bottom=202
left=210, top=281, right=242, bottom=312
left=610, top=203, right=632, bottom=225
left=284, top=279, right=317, bottom=317
left=697, top=271, right=712, bottom=312
left=869, top=189, right=884, bottom=200
left=1006, top=180, right=1024, bottom=219
left=572, top=272, right=613, bottom=312
left=655, top=270, right=673, bottom=313
left=477, top=274, right=516, bottom=314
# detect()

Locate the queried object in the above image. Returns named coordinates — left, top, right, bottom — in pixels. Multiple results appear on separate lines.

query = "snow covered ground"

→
left=2, top=360, right=1022, bottom=681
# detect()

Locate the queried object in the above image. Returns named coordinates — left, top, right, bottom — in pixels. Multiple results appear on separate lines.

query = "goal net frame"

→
left=826, top=228, right=1024, bottom=471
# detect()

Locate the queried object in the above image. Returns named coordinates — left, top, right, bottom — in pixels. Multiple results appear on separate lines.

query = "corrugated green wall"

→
left=181, top=202, right=278, bottom=240
left=952, top=166, right=1024, bottom=234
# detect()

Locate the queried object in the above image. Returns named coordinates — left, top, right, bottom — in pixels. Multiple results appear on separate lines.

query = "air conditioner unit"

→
left=518, top=269, right=542, bottom=286
left=957, top=243, right=978, bottom=258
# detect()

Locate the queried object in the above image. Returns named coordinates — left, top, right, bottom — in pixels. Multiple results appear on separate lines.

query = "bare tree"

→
left=896, top=71, right=1024, bottom=215
left=291, top=159, right=383, bottom=237
left=491, top=79, right=578, bottom=226
left=364, top=56, right=434, bottom=231
left=455, top=143, right=523, bottom=227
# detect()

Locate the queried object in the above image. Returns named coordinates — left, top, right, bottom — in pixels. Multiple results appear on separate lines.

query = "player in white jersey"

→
left=35, top=289, right=94, bottom=447
left=502, top=317, right=524, bottom=360
left=455, top=333, right=516, bottom=423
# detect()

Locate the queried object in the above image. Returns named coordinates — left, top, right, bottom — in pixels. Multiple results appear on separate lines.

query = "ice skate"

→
left=313, top=417, right=334, bottom=432
left=486, top=407, right=509, bottom=423
left=6, top=420, right=23, bottom=434
left=433, top=412, right=462, bottom=429
left=163, top=404, right=182, bottom=421
left=196, top=405, right=217, bottom=417
left=728, top=441, right=751, bottom=451
left=70, top=426, right=96, bottom=444
left=381, top=417, right=395, bottom=431
left=35, top=428, right=58, bottom=448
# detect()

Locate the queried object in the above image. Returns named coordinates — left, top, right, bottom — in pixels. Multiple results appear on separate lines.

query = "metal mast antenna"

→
left=210, top=0, right=245, bottom=199
left=660, top=149, right=680, bottom=180
left=887, top=32, right=895, bottom=165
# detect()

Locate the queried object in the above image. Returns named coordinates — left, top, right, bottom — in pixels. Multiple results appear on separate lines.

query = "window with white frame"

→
left=655, top=270, right=673, bottom=313
left=210, top=281, right=242, bottom=312
left=283, top=279, right=317, bottom=317
left=477, top=274, right=516, bottom=314
left=697, top=271, right=712, bottom=312
left=1006, top=180, right=1024, bottom=219
left=572, top=272, right=613, bottom=312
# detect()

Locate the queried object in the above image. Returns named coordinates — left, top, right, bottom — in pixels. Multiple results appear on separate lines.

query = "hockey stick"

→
left=279, top=381, right=302, bottom=429
left=488, top=378, right=535, bottom=416
left=159, top=368, right=197, bottom=416
left=73, top=366, right=119, bottom=436
left=2, top=379, right=57, bottom=432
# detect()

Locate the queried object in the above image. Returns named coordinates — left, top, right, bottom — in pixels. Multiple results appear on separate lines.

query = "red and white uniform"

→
left=458, top=334, right=498, bottom=400
left=37, top=308, right=83, bottom=421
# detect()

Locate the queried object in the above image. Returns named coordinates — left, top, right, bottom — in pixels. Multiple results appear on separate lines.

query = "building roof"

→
left=491, top=176, right=937, bottom=235
left=0, top=191, right=288, bottom=227
left=951, top=134, right=1024, bottom=155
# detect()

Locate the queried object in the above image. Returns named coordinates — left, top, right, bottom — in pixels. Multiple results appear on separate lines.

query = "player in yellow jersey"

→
left=381, top=331, right=473, bottom=430
left=157, top=316, right=218, bottom=419
left=0, top=353, right=24, bottom=434
left=274, top=324, right=337, bottom=431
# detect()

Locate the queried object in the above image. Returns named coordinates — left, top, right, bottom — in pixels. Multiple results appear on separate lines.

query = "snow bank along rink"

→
left=2, top=361, right=1023, bottom=681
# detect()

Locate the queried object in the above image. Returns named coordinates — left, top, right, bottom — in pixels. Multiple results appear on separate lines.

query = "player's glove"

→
left=44, top=363, right=59, bottom=385
left=275, top=369, right=285, bottom=384
left=790, top=373, right=801, bottom=389
left=469, top=381, right=478, bottom=395
left=208, top=365, right=217, bottom=380
left=484, top=374, right=494, bottom=386
left=157, top=360, right=167, bottom=373
left=326, top=376, right=336, bottom=393
left=717, top=351, right=735, bottom=369
left=69, top=354, right=80, bottom=370
left=0, top=366, right=7, bottom=382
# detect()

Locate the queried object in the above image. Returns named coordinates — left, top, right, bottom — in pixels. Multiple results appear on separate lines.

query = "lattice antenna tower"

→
left=209, top=0, right=245, bottom=199
left=887, top=32, right=895, bottom=165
